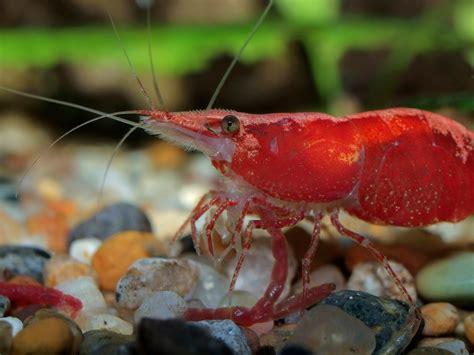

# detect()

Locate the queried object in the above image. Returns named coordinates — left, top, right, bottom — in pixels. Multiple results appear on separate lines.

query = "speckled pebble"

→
left=0, top=245, right=50, bottom=282
left=134, top=291, right=186, bottom=323
left=80, top=329, right=134, bottom=355
left=421, top=303, right=459, bottom=336
left=116, top=258, right=198, bottom=309
left=92, top=231, right=166, bottom=291
left=347, top=260, right=417, bottom=302
left=82, top=314, right=133, bottom=335
left=44, top=253, right=97, bottom=287
left=416, top=252, right=474, bottom=305
left=193, top=320, right=251, bottom=355
left=464, top=313, right=474, bottom=346
left=287, top=304, right=376, bottom=355
left=0, top=295, right=10, bottom=317
left=11, top=317, right=75, bottom=355
left=69, top=237, right=102, bottom=264
left=69, top=202, right=152, bottom=244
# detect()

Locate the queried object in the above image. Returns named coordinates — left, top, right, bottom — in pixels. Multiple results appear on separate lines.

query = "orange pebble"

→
left=147, top=142, right=187, bottom=169
left=27, top=212, right=69, bottom=253
left=8, top=275, right=42, bottom=286
left=92, top=231, right=166, bottom=291
left=44, top=254, right=97, bottom=287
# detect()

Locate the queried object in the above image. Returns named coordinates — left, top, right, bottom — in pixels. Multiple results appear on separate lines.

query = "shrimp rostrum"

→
left=140, top=107, right=473, bottom=326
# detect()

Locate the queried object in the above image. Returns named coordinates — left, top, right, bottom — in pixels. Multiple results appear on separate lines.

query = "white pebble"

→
left=69, top=238, right=102, bottom=264
left=134, top=291, right=187, bottom=323
left=0, top=317, right=23, bottom=336
left=82, top=314, right=133, bottom=335
left=55, top=276, right=107, bottom=324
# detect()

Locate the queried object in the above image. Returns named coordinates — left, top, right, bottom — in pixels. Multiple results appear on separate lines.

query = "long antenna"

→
left=107, top=10, right=156, bottom=111
left=206, top=0, right=274, bottom=110
left=146, top=2, right=166, bottom=110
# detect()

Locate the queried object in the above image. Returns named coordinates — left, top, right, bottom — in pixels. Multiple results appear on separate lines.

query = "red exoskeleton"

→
left=2, top=0, right=473, bottom=332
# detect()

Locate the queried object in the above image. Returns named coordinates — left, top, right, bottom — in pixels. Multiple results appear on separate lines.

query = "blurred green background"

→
left=0, top=0, right=473, bottom=144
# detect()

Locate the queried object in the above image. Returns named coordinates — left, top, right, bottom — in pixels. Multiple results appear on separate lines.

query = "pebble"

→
left=24, top=309, right=83, bottom=354
left=292, top=264, right=346, bottom=294
left=347, top=260, right=417, bottom=302
left=43, top=253, right=97, bottom=287
left=55, top=276, right=107, bottom=325
left=0, top=245, right=50, bottom=282
left=69, top=237, right=102, bottom=264
left=0, top=316, right=23, bottom=336
left=92, top=231, right=166, bottom=291
left=321, top=290, right=419, bottom=354
left=69, top=202, right=153, bottom=244
left=80, top=329, right=134, bottom=355
left=82, top=314, right=133, bottom=335
left=407, top=347, right=455, bottom=355
left=421, top=303, right=459, bottom=336
left=279, top=344, right=314, bottom=355
left=464, top=313, right=474, bottom=346
left=0, top=319, right=13, bottom=355
left=189, top=259, right=230, bottom=308
left=286, top=304, right=376, bottom=354
left=416, top=252, right=474, bottom=305
left=136, top=318, right=232, bottom=355
left=11, top=317, right=75, bottom=355
left=26, top=209, right=70, bottom=252
left=0, top=295, right=10, bottom=317
left=193, top=320, right=251, bottom=355
left=260, top=324, right=297, bottom=350
left=225, top=238, right=296, bottom=301
left=8, top=274, right=42, bottom=286
left=134, top=291, right=187, bottom=323
left=417, top=338, right=469, bottom=355
left=219, top=290, right=258, bottom=308
left=116, top=258, right=199, bottom=309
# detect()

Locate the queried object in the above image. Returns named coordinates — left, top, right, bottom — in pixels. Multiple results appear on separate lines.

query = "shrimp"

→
left=2, top=0, right=473, bottom=333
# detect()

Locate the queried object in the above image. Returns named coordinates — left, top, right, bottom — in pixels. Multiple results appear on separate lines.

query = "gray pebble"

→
left=0, top=295, right=10, bottom=317
left=0, top=246, right=50, bottom=282
left=193, top=320, right=251, bottom=355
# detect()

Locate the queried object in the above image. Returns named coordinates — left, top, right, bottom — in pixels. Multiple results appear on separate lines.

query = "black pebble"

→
left=135, top=318, right=233, bottom=355
left=68, top=202, right=152, bottom=245
left=80, top=330, right=135, bottom=355
left=279, top=344, right=314, bottom=355
left=0, top=245, right=50, bottom=282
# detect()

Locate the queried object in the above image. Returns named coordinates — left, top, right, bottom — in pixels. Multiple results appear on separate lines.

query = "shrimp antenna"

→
left=145, top=1, right=166, bottom=110
left=107, top=10, right=156, bottom=111
left=16, top=111, right=140, bottom=196
left=206, top=0, right=274, bottom=110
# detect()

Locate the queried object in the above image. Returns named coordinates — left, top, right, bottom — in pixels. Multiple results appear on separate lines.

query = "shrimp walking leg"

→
left=302, top=212, right=323, bottom=305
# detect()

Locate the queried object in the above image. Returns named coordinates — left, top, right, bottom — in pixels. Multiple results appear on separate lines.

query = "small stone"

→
left=116, top=258, right=198, bottom=309
left=241, top=327, right=259, bottom=354
left=0, top=245, right=50, bottom=282
left=418, top=338, right=469, bottom=355
left=193, top=320, right=251, bottom=355
left=55, top=276, right=107, bottom=326
left=189, top=259, right=230, bottom=308
left=219, top=290, right=258, bottom=308
left=26, top=209, right=70, bottom=252
left=407, top=347, right=455, bottom=355
left=69, top=238, right=102, bottom=264
left=136, top=318, right=232, bottom=355
left=321, top=290, right=420, bottom=354
left=80, top=329, right=134, bottom=355
left=286, top=304, right=376, bottom=354
left=416, top=252, right=474, bottom=305
left=134, top=291, right=186, bottom=323
left=0, top=316, right=23, bottom=336
left=279, top=344, right=314, bottom=355
left=260, top=324, right=296, bottom=349
left=0, top=295, right=10, bottom=317
left=44, top=253, right=97, bottom=287
left=225, top=238, right=296, bottom=301
left=347, top=260, right=417, bottom=302
left=421, top=303, right=459, bottom=336
left=292, top=264, right=345, bottom=294
left=11, top=317, right=75, bottom=355
left=24, top=309, right=83, bottom=354
left=464, top=313, right=474, bottom=346
left=0, top=319, right=13, bottom=355
left=69, top=202, right=152, bottom=244
left=83, top=314, right=133, bottom=335
left=7, top=274, right=42, bottom=286
left=92, top=231, right=166, bottom=291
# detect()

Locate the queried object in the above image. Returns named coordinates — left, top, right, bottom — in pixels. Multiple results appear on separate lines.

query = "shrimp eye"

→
left=221, top=115, right=240, bottom=134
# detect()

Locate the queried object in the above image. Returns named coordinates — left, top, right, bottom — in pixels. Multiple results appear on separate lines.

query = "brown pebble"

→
left=464, top=313, right=474, bottom=346
left=259, top=324, right=296, bottom=349
left=92, top=231, right=166, bottom=291
left=11, top=317, right=74, bottom=355
left=8, top=275, right=42, bottom=286
left=421, top=303, right=459, bottom=336
left=44, top=253, right=97, bottom=287
left=240, top=327, right=259, bottom=354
